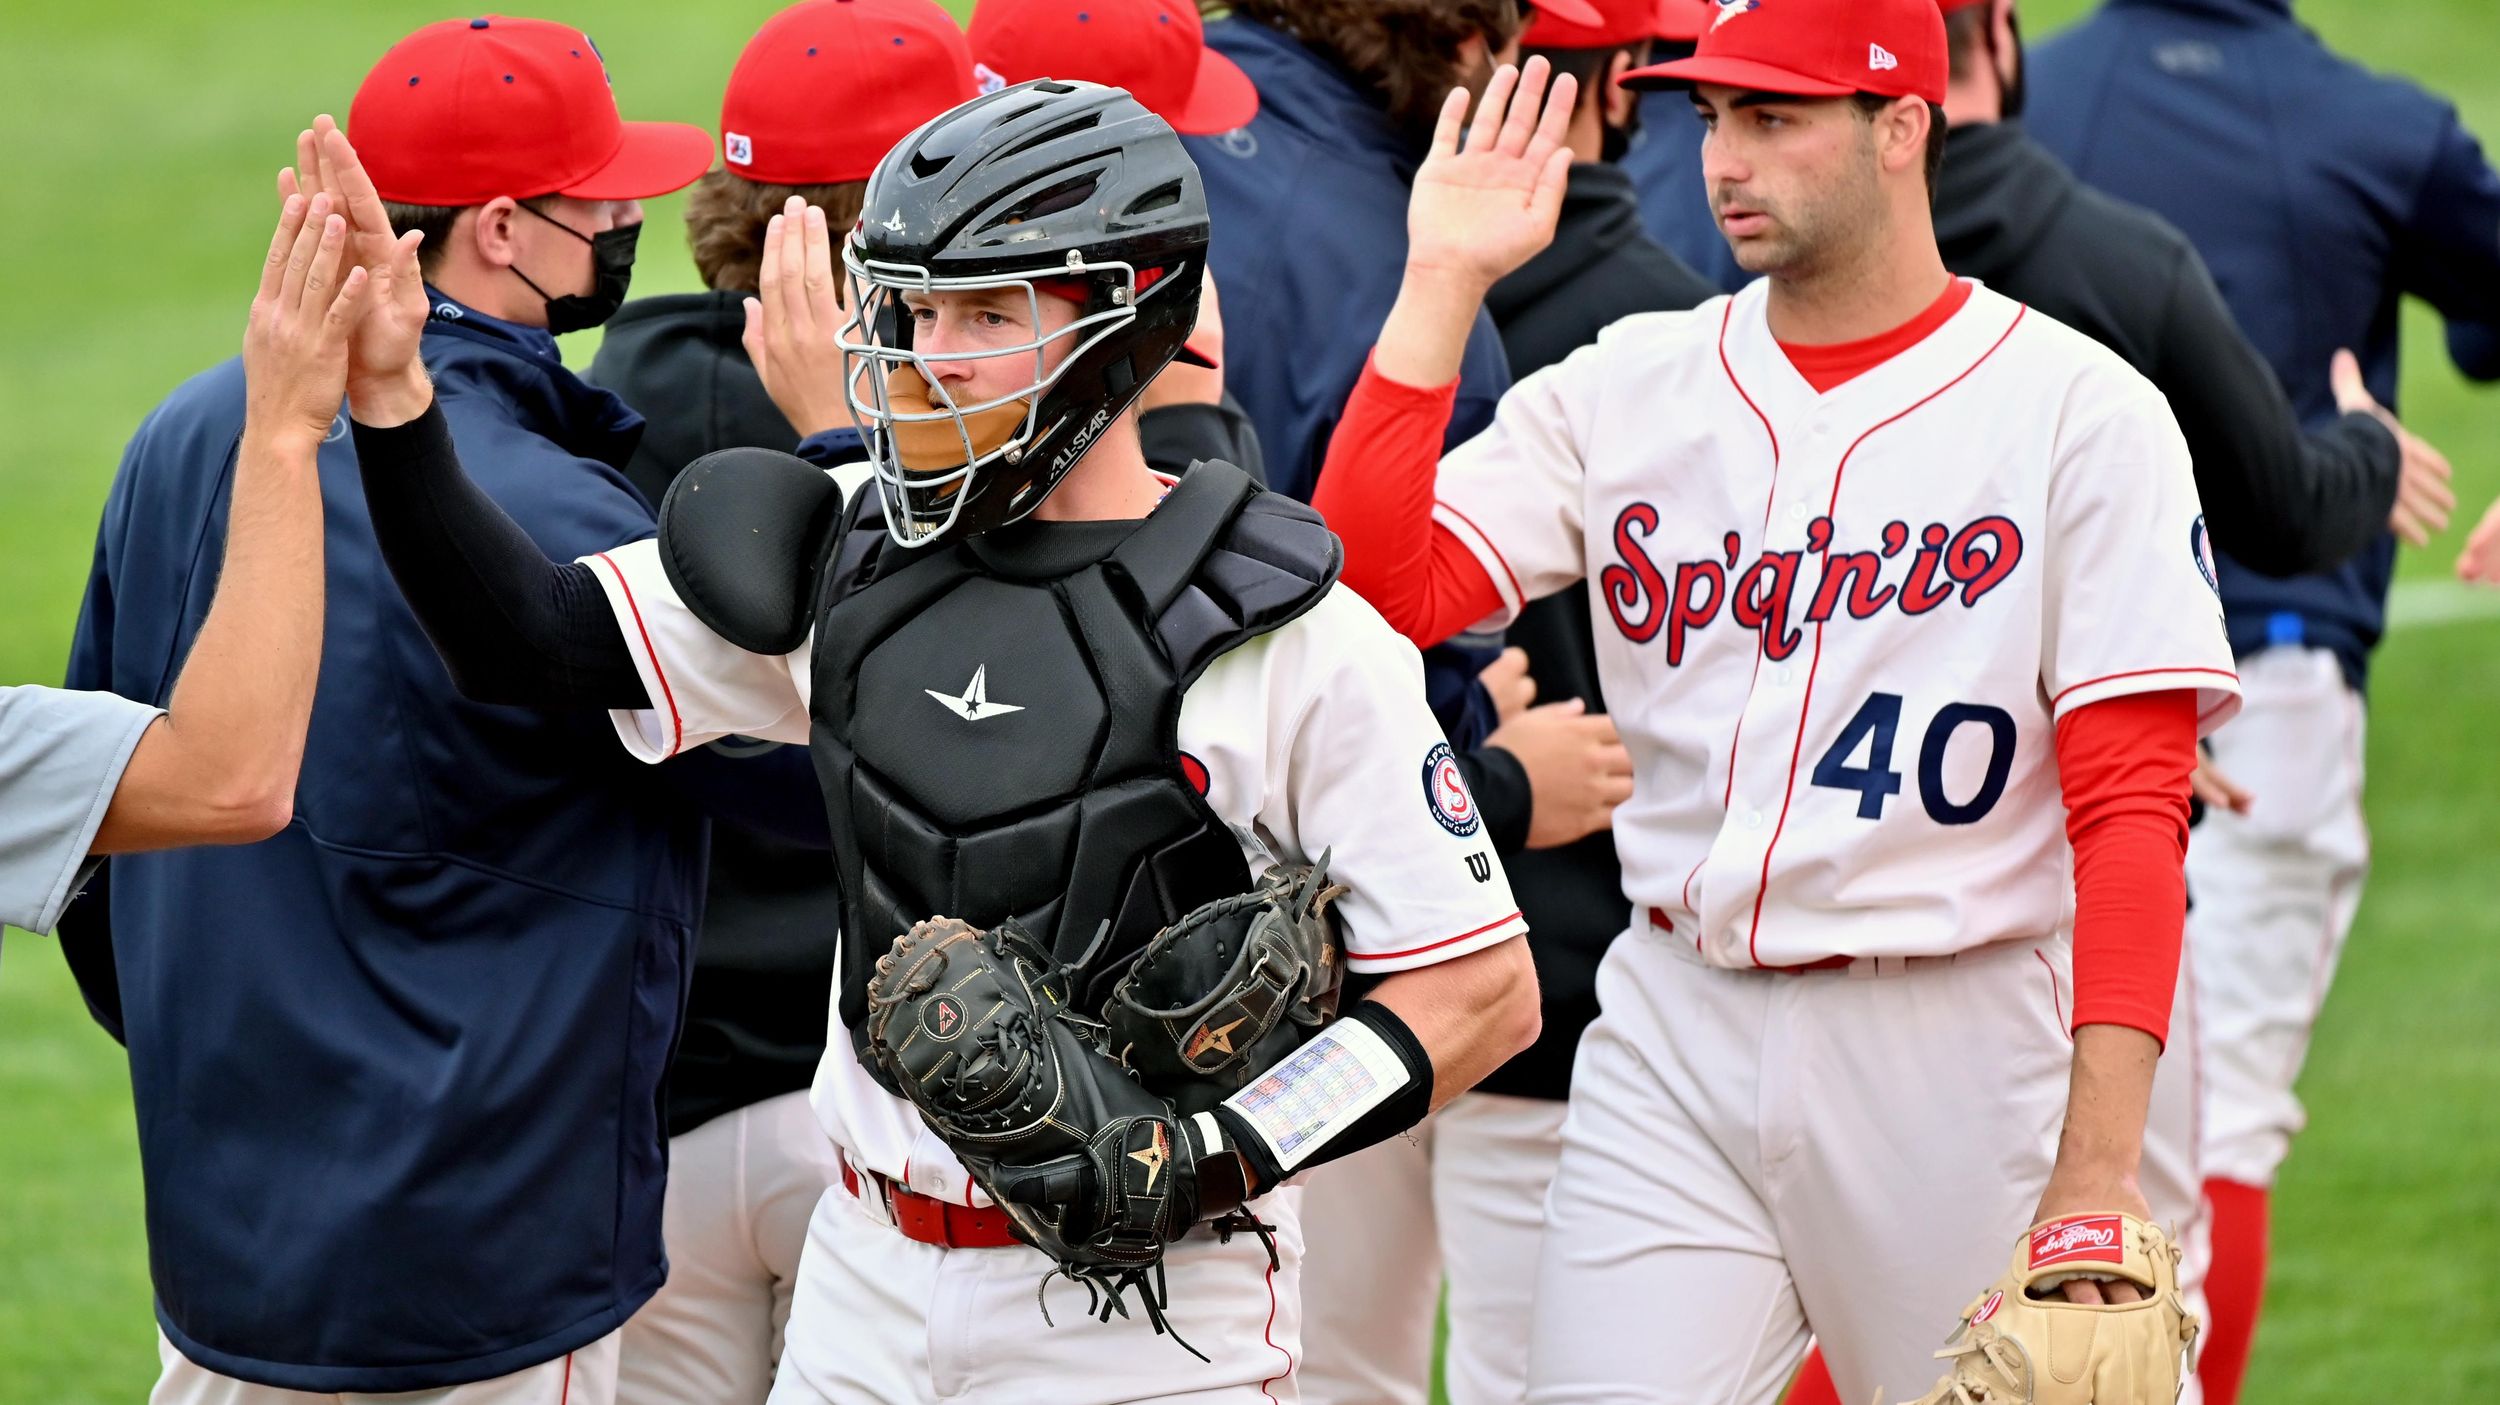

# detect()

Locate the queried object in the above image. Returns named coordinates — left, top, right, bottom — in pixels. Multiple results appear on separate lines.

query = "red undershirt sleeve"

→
left=1309, top=356, right=1506, bottom=647
left=2054, top=689, right=2199, bottom=1046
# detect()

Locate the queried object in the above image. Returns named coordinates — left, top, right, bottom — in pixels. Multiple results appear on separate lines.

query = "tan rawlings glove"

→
left=1898, top=1213, right=2199, bottom=1405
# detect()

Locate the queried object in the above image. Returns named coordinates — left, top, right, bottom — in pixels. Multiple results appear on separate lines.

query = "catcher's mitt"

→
left=1897, top=1213, right=2199, bottom=1405
left=1103, top=857, right=1347, bottom=1114
left=861, top=915, right=1252, bottom=1351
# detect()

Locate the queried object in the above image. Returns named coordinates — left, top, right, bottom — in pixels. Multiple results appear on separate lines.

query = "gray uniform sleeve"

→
left=0, top=685, right=162, bottom=936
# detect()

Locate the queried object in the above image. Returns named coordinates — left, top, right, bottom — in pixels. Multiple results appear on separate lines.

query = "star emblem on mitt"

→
left=1129, top=1122, right=1171, bottom=1191
left=1184, top=1016, right=1249, bottom=1061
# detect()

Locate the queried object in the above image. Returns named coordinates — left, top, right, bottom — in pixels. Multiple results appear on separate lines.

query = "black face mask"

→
left=510, top=203, right=639, bottom=335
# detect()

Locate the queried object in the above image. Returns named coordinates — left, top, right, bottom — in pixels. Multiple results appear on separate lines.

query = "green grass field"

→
left=2, top=2, right=2495, bottom=1400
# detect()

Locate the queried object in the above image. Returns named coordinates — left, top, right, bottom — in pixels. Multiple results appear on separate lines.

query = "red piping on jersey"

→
left=1349, top=911, right=1524, bottom=965
left=2050, top=665, right=2240, bottom=711
left=2034, top=949, right=2070, bottom=1041
left=1259, top=1256, right=1294, bottom=1400
left=1435, top=499, right=1526, bottom=610
left=1688, top=297, right=1788, bottom=928
left=559, top=1351, right=573, bottom=1405
left=1744, top=306, right=2029, bottom=967
left=592, top=552, right=684, bottom=758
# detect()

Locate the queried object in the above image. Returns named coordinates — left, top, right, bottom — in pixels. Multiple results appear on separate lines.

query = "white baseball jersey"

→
left=578, top=508, right=1526, bottom=1199
left=1431, top=278, right=2239, bottom=970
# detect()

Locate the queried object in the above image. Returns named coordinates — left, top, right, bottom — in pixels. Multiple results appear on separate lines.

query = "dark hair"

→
left=682, top=167, right=870, bottom=295
left=1524, top=41, right=1652, bottom=120
left=1944, top=4, right=1992, bottom=81
left=1224, top=0, right=1527, bottom=138
left=380, top=201, right=466, bottom=278
left=1850, top=92, right=1949, bottom=198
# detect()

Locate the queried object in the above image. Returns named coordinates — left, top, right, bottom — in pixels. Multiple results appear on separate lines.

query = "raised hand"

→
left=283, top=118, right=429, bottom=425
left=742, top=197, right=860, bottom=438
left=2331, top=349, right=2455, bottom=546
left=1406, top=57, right=1577, bottom=292
left=243, top=192, right=371, bottom=450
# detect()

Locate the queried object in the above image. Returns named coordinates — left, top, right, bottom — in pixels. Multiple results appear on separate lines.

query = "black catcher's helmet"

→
left=838, top=80, right=1212, bottom=547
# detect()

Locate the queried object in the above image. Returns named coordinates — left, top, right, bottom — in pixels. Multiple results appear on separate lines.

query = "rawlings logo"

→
left=2030, top=1215, right=2126, bottom=1269
left=1971, top=1289, right=2006, bottom=1324
left=1600, top=508, right=2026, bottom=665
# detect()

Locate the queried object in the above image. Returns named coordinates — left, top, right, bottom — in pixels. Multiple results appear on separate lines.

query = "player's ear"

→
left=472, top=196, right=521, bottom=271
left=1604, top=47, right=1645, bottom=129
left=1879, top=95, right=1930, bottom=180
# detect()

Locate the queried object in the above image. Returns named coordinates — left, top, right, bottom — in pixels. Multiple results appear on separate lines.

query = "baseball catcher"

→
left=343, top=74, right=1540, bottom=1398
left=1896, top=1214, right=2199, bottom=1405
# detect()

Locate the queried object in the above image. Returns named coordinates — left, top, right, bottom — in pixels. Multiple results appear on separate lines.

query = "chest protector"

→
left=654, top=452, right=1338, bottom=1091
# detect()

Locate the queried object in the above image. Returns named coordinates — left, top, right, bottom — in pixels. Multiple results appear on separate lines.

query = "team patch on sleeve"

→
left=1420, top=741, right=1481, bottom=837
left=2189, top=515, right=2220, bottom=595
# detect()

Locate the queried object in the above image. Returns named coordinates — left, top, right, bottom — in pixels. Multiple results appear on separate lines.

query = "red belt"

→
left=1649, top=907, right=1855, bottom=976
left=841, top=1161, right=1022, bottom=1249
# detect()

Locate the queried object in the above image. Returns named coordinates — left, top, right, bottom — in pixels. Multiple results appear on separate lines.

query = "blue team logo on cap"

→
left=1714, top=0, right=1762, bottom=30
left=1422, top=742, right=1481, bottom=838
left=2190, top=515, right=2220, bottom=595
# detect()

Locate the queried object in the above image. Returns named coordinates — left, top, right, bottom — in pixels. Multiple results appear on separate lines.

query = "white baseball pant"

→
left=153, top=1330, right=618, bottom=1405
left=2181, top=645, right=2369, bottom=1188
left=2141, top=957, right=2209, bottom=1405
left=1297, top=1092, right=1570, bottom=1405
left=616, top=1090, right=842, bottom=1405
left=1523, top=930, right=2074, bottom=1405
left=765, top=1163, right=1306, bottom=1403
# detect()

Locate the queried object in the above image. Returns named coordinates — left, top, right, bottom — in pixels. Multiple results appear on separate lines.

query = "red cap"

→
left=1525, top=0, right=1611, bottom=26
left=723, top=0, right=980, bottom=185
left=967, top=0, right=1256, bottom=136
left=349, top=16, right=715, bottom=206
left=1522, top=0, right=1710, bottom=49
left=1938, top=0, right=1991, bottom=12
left=1620, top=0, right=1949, bottom=104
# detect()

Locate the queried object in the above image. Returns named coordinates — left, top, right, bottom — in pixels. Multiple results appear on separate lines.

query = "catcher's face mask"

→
left=837, top=247, right=1147, bottom=548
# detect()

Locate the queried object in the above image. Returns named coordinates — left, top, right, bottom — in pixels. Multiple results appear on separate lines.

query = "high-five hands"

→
left=282, top=116, right=430, bottom=426
left=743, top=196, right=862, bottom=439
left=244, top=193, right=371, bottom=450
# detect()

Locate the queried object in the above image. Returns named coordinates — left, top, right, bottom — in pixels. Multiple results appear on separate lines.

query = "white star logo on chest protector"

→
left=926, top=665, right=1027, bottom=721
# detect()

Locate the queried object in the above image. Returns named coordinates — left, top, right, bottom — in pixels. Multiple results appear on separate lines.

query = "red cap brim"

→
left=1619, top=53, right=1856, bottom=97
left=1525, top=0, right=1607, bottom=28
left=1167, top=46, right=1261, bottom=136
left=558, top=120, right=718, bottom=201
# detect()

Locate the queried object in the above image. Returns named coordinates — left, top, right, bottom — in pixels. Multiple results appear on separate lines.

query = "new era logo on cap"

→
left=1620, top=0, right=1949, bottom=105
left=725, top=131, right=753, bottom=166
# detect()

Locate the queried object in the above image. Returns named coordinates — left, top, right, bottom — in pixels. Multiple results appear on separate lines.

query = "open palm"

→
left=1407, top=58, right=1578, bottom=289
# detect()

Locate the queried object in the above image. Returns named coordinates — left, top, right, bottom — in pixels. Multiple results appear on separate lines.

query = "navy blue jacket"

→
left=1184, top=15, right=1521, bottom=749
left=1624, top=89, right=1751, bottom=294
left=63, top=296, right=749, bottom=1392
left=2030, top=0, right=2500, bottom=688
